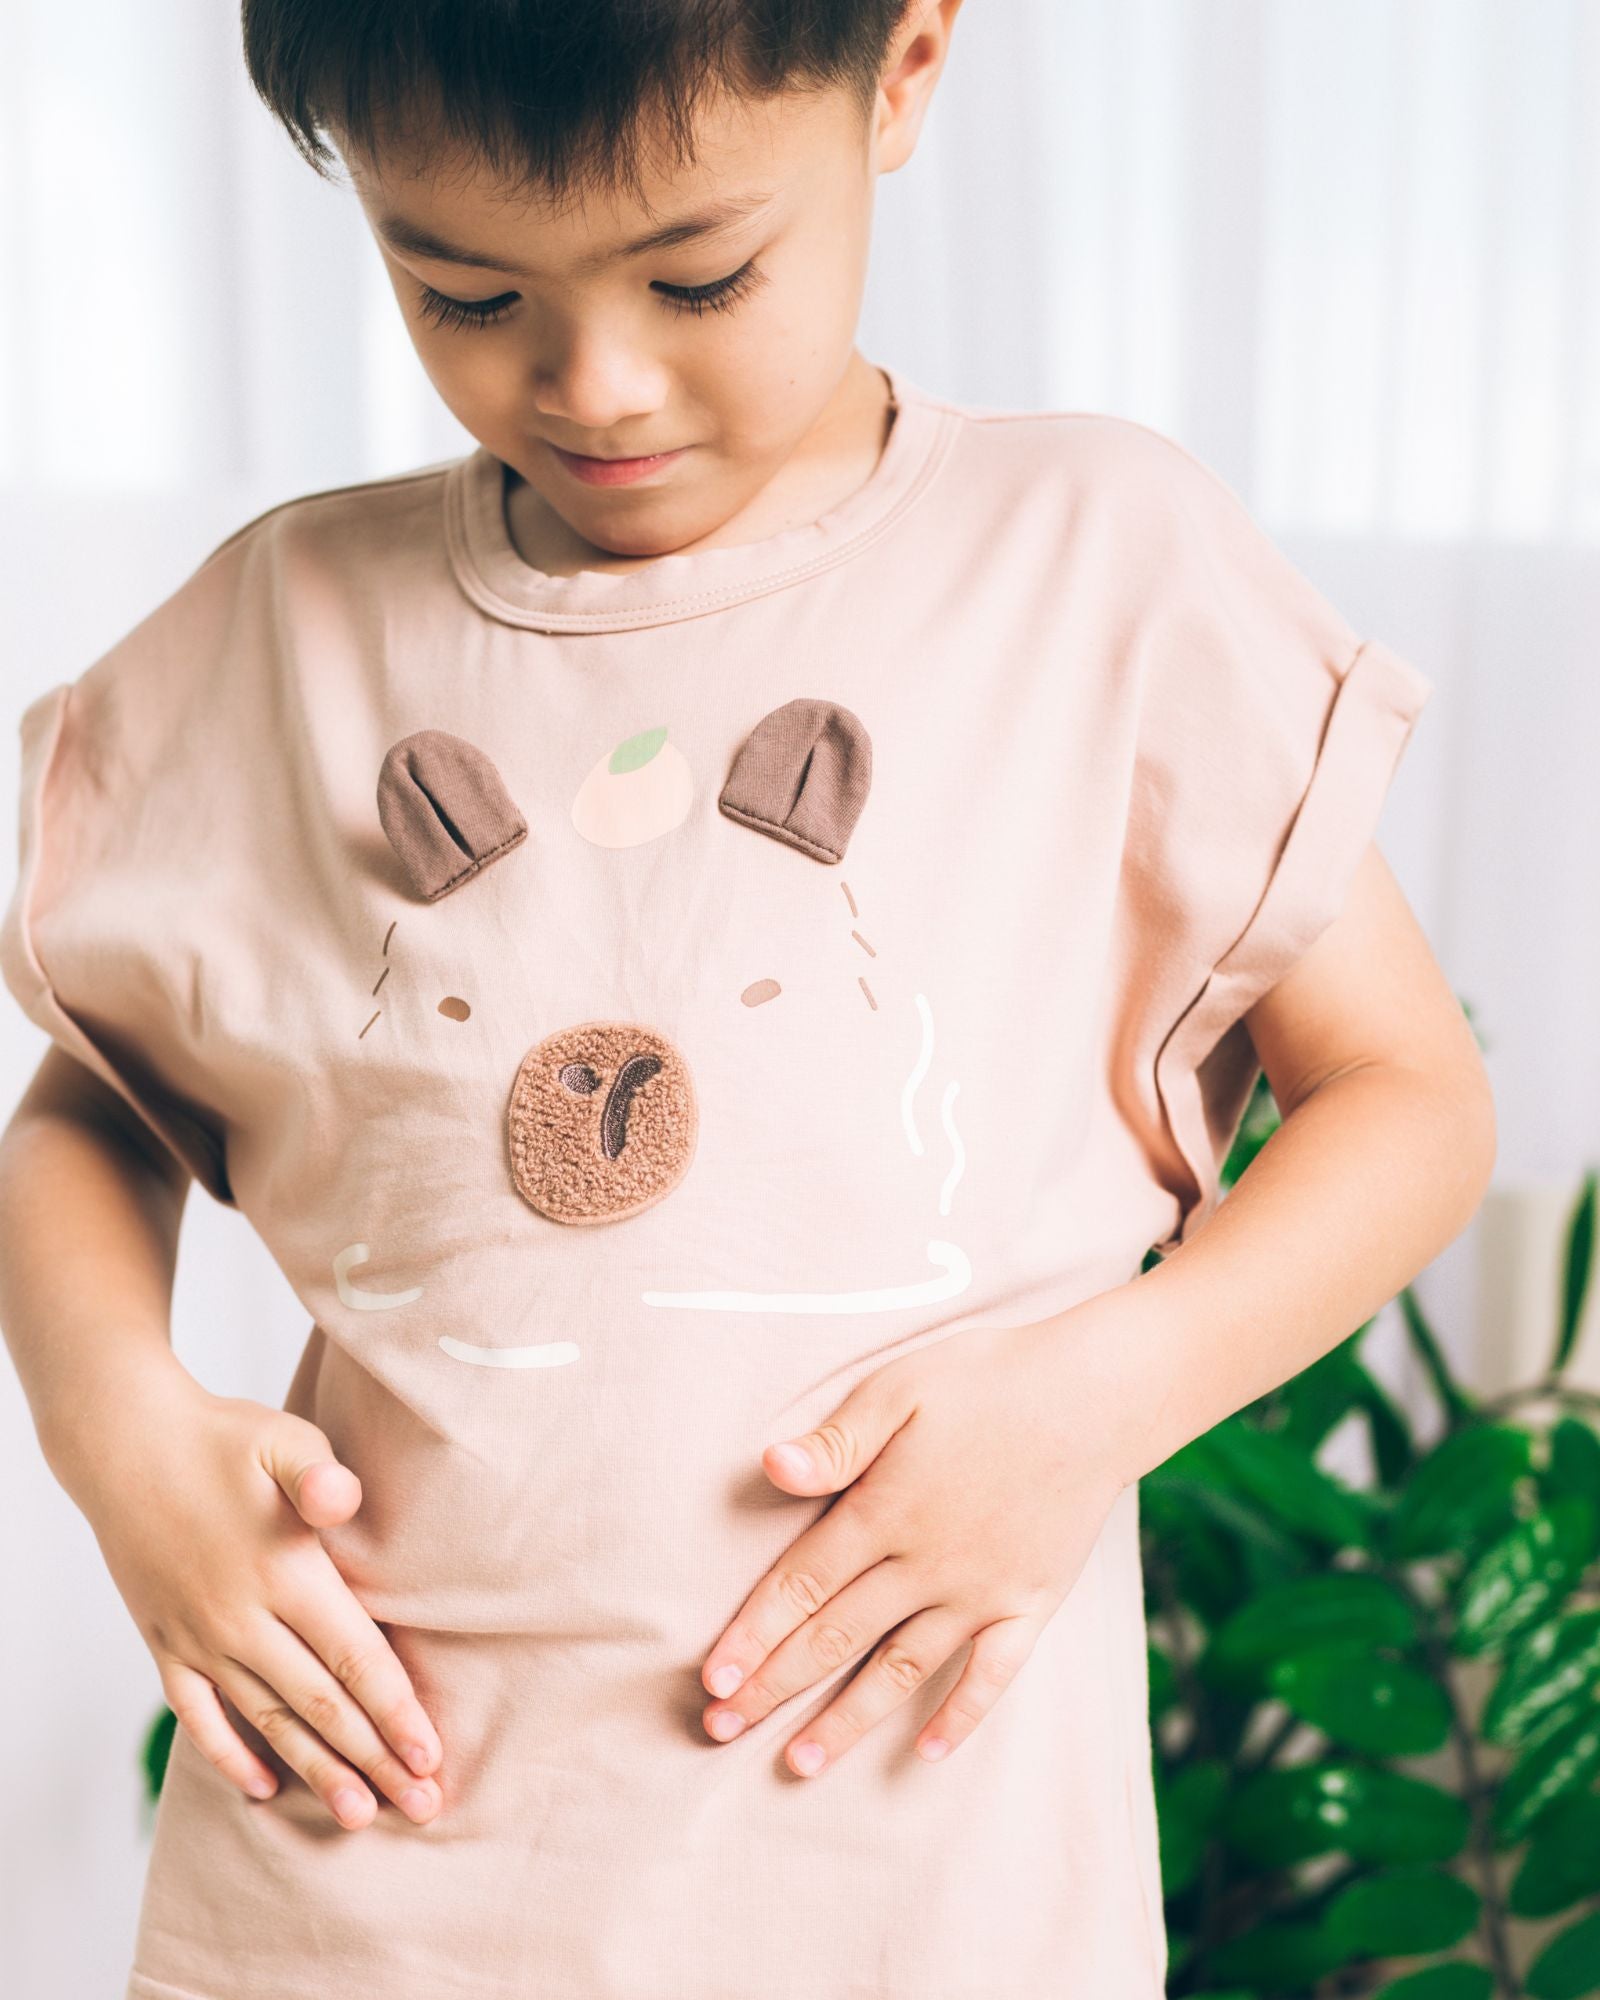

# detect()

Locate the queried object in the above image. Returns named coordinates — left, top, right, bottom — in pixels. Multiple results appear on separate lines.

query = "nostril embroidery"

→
left=600, top=1053, right=663, bottom=1159
left=560, top=1062, right=601, bottom=1095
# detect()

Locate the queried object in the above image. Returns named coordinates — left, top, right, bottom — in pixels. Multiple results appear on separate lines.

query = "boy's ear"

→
left=377, top=729, right=527, bottom=901
left=718, top=698, right=873, bottom=864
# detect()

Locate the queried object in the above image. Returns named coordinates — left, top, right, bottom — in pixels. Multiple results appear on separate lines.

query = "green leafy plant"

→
left=1148, top=1066, right=1600, bottom=1999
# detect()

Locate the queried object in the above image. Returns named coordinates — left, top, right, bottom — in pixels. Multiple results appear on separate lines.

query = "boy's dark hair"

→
left=240, top=0, right=912, bottom=206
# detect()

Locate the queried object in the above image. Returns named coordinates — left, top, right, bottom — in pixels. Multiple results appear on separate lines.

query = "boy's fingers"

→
left=911, top=1614, right=1038, bottom=1764
left=275, top=1589, right=441, bottom=1776
left=702, top=1561, right=912, bottom=1737
left=776, top=1603, right=973, bottom=1779
left=259, top=1427, right=362, bottom=1527
left=213, top=1643, right=439, bottom=1832
left=162, top=1661, right=279, bottom=1801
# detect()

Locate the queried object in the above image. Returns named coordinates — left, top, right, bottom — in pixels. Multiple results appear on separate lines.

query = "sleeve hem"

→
left=1, top=682, right=235, bottom=1207
left=1148, top=635, right=1434, bottom=1252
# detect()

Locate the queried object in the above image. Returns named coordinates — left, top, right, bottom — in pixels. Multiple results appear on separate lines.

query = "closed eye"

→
left=414, top=258, right=768, bottom=333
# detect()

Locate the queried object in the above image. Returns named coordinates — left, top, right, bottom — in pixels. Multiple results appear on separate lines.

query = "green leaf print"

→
left=609, top=726, right=668, bottom=774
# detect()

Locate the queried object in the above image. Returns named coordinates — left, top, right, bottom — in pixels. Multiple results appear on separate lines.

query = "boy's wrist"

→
left=1017, top=1278, right=1172, bottom=1495
left=38, top=1346, right=210, bottom=1507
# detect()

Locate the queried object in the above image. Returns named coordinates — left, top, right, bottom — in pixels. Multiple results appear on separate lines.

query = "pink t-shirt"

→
left=2, top=359, right=1434, bottom=1999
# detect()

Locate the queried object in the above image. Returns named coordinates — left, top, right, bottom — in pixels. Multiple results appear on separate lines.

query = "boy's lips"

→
left=547, top=441, right=689, bottom=487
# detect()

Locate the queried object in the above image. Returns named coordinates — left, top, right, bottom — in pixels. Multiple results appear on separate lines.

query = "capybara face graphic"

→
left=372, top=703, right=872, bottom=1234
left=508, top=1022, right=697, bottom=1225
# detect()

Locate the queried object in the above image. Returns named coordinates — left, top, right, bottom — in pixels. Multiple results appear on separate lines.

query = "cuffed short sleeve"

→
left=1, top=678, right=234, bottom=1205
left=1110, top=432, right=1434, bottom=1254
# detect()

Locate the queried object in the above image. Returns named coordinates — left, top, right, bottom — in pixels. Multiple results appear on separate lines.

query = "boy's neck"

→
left=502, top=352, right=897, bottom=579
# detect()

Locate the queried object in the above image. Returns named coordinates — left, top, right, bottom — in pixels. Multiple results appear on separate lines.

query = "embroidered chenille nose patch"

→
left=508, top=1022, right=697, bottom=1225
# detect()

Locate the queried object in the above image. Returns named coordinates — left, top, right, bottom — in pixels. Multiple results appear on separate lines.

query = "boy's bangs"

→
left=241, top=0, right=910, bottom=202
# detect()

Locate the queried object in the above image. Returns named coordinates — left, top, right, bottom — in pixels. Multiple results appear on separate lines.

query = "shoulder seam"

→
left=935, top=400, right=1249, bottom=514
left=194, top=456, right=463, bottom=577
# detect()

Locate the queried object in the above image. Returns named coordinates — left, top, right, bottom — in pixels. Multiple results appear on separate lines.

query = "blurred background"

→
left=2, top=1, right=1597, bottom=1992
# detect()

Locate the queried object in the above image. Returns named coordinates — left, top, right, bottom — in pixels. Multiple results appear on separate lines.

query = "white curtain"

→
left=3, top=5, right=1597, bottom=1994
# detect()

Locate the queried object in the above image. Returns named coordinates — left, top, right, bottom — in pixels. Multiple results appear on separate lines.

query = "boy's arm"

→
left=0, top=1045, right=196, bottom=1496
left=0, top=1048, right=448, bottom=1829
left=687, top=841, right=1497, bottom=1778
left=1090, top=838, right=1497, bottom=1489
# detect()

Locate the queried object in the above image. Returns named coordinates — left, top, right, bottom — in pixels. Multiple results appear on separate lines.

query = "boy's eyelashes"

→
left=414, top=258, right=768, bottom=334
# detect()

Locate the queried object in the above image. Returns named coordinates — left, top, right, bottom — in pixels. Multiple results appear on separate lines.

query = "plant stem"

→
left=1479, top=1379, right=1600, bottom=1420
left=1385, top=1562, right=1521, bottom=1997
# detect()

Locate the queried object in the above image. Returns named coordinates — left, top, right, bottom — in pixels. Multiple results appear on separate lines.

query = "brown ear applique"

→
left=718, top=698, right=873, bottom=863
left=377, top=729, right=527, bottom=902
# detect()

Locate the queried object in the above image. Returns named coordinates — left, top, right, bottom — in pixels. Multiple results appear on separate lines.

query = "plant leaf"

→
left=1553, top=1168, right=1599, bottom=1377
left=1202, top=1918, right=1349, bottom=1989
left=1223, top=1763, right=1470, bottom=1868
left=1354, top=1364, right=1417, bottom=1488
left=1526, top=1904, right=1600, bottom=2000
left=1322, top=1864, right=1480, bottom=1956
left=1452, top=1499, right=1599, bottom=1657
left=1220, top=1071, right=1280, bottom=1188
left=1386, top=1422, right=1533, bottom=1561
left=1492, top=1703, right=1600, bottom=1847
left=1545, top=1416, right=1600, bottom=1509
left=1147, top=1642, right=1178, bottom=1719
left=1509, top=1794, right=1600, bottom=1917
left=1204, top=1572, right=1419, bottom=1695
left=1278, top=1337, right=1371, bottom=1452
left=1145, top=1469, right=1303, bottom=1566
left=1373, top=1967, right=1494, bottom=2000
left=1483, top=1607, right=1600, bottom=1746
left=1197, top=1417, right=1376, bottom=1549
left=1268, top=1648, right=1452, bottom=1757
left=1157, top=1757, right=1229, bottom=1896
left=1398, top=1284, right=1477, bottom=1427
left=141, top=1704, right=176, bottom=1803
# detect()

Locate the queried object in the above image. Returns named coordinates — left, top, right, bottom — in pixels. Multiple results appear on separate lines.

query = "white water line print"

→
left=901, top=993, right=965, bottom=1213
left=437, top=1333, right=581, bottom=1369
left=641, top=1237, right=972, bottom=1313
left=334, top=1242, right=580, bottom=1367
left=333, top=1242, right=423, bottom=1310
left=938, top=1080, right=966, bottom=1216
left=641, top=987, right=972, bottom=1311
left=900, top=991, right=935, bottom=1155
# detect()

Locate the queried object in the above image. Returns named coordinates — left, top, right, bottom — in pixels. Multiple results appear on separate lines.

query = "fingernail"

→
left=707, top=1709, right=746, bottom=1741
left=399, top=1788, right=434, bottom=1820
left=403, top=1742, right=434, bottom=1775
left=708, top=1663, right=743, bottom=1698
left=332, top=1788, right=369, bottom=1826
left=919, top=1737, right=951, bottom=1762
left=791, top=1741, right=826, bottom=1775
left=769, top=1442, right=810, bottom=1477
left=246, top=1773, right=276, bottom=1799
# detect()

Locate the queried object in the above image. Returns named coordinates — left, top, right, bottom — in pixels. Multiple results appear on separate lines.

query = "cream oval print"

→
left=571, top=726, right=694, bottom=848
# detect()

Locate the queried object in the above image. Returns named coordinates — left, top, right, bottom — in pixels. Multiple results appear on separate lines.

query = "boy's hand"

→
left=77, top=1371, right=444, bottom=1832
left=698, top=1305, right=1130, bottom=1775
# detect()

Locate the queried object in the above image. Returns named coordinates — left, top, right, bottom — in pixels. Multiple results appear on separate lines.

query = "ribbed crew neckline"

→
left=442, top=360, right=954, bottom=634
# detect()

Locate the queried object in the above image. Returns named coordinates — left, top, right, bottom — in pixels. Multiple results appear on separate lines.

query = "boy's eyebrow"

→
left=374, top=191, right=778, bottom=278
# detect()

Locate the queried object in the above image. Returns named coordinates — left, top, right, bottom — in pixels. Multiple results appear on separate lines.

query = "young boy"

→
left=0, top=2, right=1494, bottom=1995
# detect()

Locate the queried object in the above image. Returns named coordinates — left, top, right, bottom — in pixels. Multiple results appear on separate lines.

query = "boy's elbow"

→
left=1431, top=1044, right=1499, bottom=1226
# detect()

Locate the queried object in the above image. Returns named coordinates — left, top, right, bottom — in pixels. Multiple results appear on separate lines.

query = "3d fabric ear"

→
left=717, top=698, right=873, bottom=863
left=377, top=729, right=528, bottom=902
